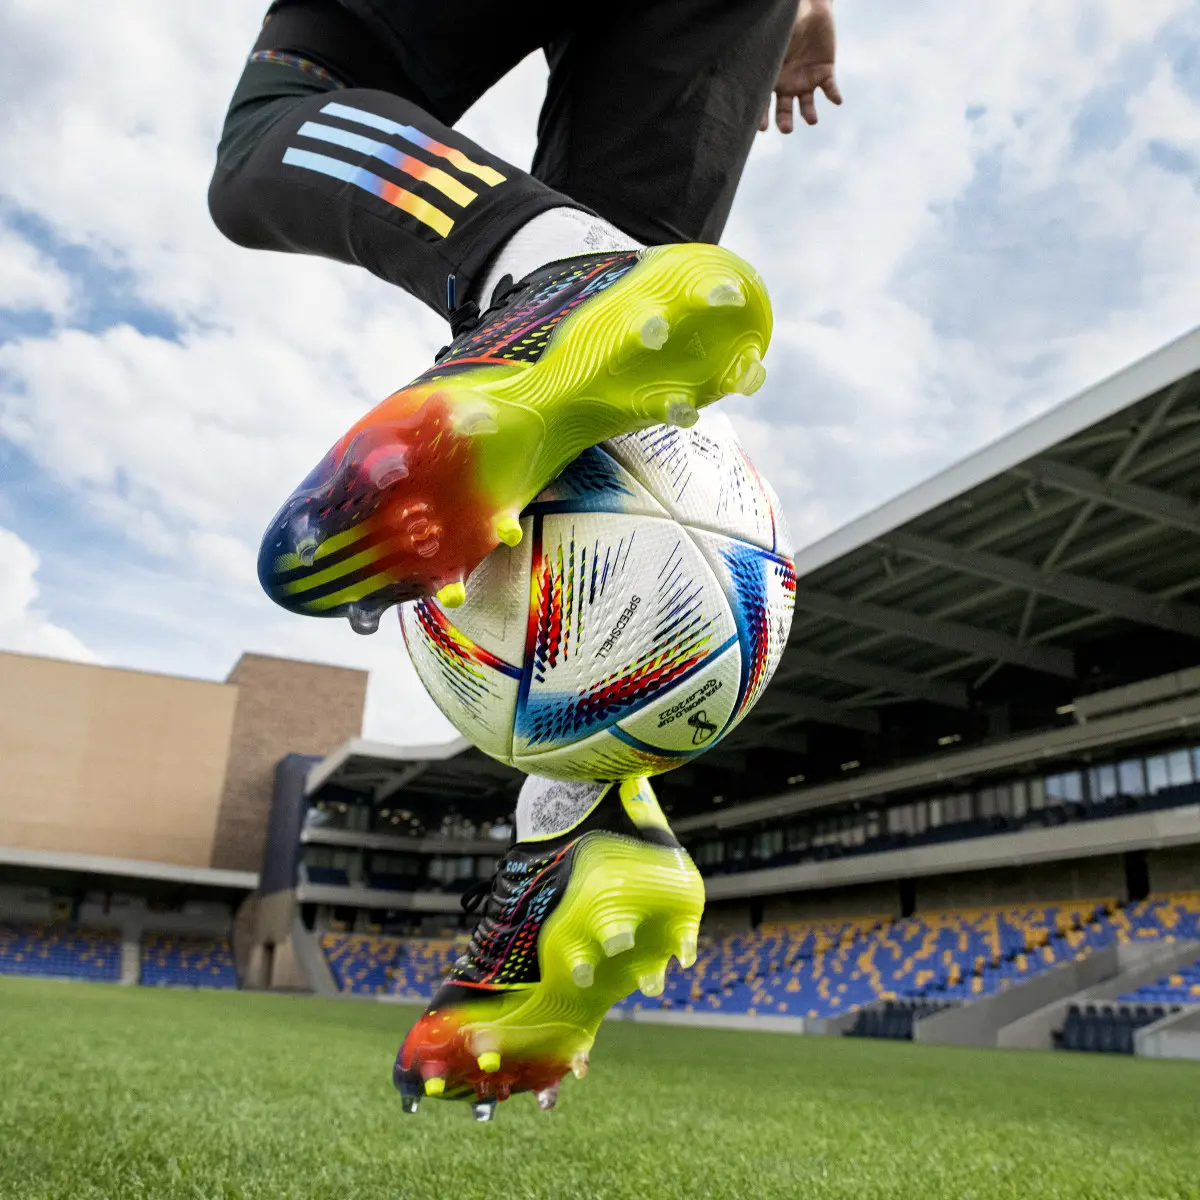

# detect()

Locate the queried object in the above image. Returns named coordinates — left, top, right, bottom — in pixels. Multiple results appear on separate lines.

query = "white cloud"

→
left=0, top=525, right=98, bottom=662
left=0, top=226, right=73, bottom=316
left=0, top=0, right=1196, bottom=746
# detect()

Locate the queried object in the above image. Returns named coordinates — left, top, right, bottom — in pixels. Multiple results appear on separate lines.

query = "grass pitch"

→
left=2, top=978, right=1199, bottom=1200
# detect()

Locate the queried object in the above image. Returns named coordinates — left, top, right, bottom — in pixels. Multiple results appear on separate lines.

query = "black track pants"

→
left=208, top=0, right=795, bottom=318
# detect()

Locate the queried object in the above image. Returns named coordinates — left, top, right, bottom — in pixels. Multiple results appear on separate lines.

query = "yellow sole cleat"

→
left=392, top=778, right=704, bottom=1115
left=259, top=244, right=772, bottom=627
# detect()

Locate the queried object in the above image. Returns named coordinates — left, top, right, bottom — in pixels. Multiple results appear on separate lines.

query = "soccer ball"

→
left=400, top=412, right=796, bottom=781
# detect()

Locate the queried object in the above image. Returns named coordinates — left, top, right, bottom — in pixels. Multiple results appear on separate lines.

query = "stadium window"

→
left=1056, top=771, right=1083, bottom=804
left=1090, top=764, right=1118, bottom=802
left=1167, top=749, right=1193, bottom=788
left=1028, top=777, right=1046, bottom=810
left=1145, top=754, right=1170, bottom=795
left=1011, top=780, right=1028, bottom=819
left=1118, top=758, right=1146, bottom=797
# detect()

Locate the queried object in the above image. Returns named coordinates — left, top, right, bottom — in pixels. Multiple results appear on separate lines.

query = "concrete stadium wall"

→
left=0, top=651, right=238, bottom=867
left=763, top=881, right=901, bottom=923
left=914, top=946, right=1122, bottom=1049
left=241, top=887, right=309, bottom=990
left=916, top=857, right=1127, bottom=911
left=209, top=654, right=367, bottom=874
left=0, top=885, right=53, bottom=922
left=606, top=1008, right=813, bottom=1036
left=1137, top=1006, right=1200, bottom=1059
left=291, top=914, right=338, bottom=997
left=998, top=940, right=1200, bottom=1051
left=1146, top=845, right=1200, bottom=893
left=700, top=901, right=754, bottom=936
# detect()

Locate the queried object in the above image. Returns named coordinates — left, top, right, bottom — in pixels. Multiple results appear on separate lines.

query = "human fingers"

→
left=822, top=76, right=843, bottom=106
left=797, top=88, right=818, bottom=126
left=775, top=91, right=796, bottom=134
left=759, top=102, right=770, bottom=132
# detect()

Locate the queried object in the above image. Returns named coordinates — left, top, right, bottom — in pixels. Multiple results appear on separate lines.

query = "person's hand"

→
left=761, top=0, right=842, bottom=133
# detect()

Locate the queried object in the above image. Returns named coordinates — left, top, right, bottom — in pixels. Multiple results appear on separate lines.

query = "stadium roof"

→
left=673, top=325, right=1200, bottom=823
left=0, top=846, right=258, bottom=891
left=303, top=327, right=1200, bottom=829
left=306, top=736, right=524, bottom=814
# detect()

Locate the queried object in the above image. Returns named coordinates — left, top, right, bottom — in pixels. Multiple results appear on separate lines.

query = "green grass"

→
left=2, top=978, right=1200, bottom=1200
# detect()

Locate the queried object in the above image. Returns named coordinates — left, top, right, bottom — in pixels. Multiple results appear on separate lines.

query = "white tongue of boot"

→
left=475, top=206, right=643, bottom=311
left=515, top=775, right=612, bottom=842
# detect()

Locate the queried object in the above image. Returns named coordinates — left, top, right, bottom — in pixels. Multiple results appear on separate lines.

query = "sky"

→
left=0, top=0, right=1197, bottom=746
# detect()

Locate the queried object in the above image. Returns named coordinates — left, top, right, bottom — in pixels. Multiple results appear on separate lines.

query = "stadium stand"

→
left=846, top=999, right=955, bottom=1040
left=320, top=933, right=459, bottom=996
left=695, top=783, right=1200, bottom=878
left=310, top=892, right=1200, bottom=1060
left=0, top=921, right=122, bottom=982
left=614, top=891, right=1200, bottom=1024
left=1053, top=1003, right=1181, bottom=1054
left=615, top=903, right=1112, bottom=1019
left=139, top=933, right=239, bottom=989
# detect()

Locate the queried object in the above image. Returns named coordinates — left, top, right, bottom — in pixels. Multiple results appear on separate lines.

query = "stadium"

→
left=4, top=328, right=1200, bottom=1197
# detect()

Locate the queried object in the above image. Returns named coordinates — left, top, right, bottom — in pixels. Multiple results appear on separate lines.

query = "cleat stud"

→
left=424, top=1077, right=445, bottom=1097
left=436, top=580, right=467, bottom=608
left=471, top=1099, right=497, bottom=1122
left=365, top=450, right=410, bottom=489
left=451, top=399, right=499, bottom=437
left=706, top=280, right=746, bottom=308
left=536, top=1082, right=560, bottom=1111
left=639, top=969, right=666, bottom=998
left=295, top=536, right=319, bottom=568
left=677, top=932, right=699, bottom=970
left=494, top=515, right=523, bottom=547
left=571, top=961, right=595, bottom=989
left=601, top=927, right=637, bottom=958
left=639, top=314, right=670, bottom=350
left=664, top=397, right=699, bottom=429
left=726, top=348, right=767, bottom=396
left=400, top=1095, right=420, bottom=1115
left=477, top=1052, right=501, bottom=1074
left=346, top=602, right=383, bottom=636
left=570, top=1052, right=589, bottom=1080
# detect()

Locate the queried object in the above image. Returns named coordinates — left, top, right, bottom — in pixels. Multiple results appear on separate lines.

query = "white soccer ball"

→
left=400, top=412, right=796, bottom=781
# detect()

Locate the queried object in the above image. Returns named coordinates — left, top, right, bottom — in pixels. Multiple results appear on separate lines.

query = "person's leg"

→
left=208, top=0, right=595, bottom=316
left=226, top=2, right=773, bottom=627
left=533, top=0, right=796, bottom=246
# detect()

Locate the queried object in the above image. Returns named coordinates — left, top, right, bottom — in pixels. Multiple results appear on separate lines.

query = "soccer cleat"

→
left=258, top=245, right=772, bottom=626
left=391, top=777, right=704, bottom=1113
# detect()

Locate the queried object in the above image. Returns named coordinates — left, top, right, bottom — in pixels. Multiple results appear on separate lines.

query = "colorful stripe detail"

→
left=296, top=122, right=478, bottom=208
left=320, top=102, right=507, bottom=186
left=281, top=148, right=454, bottom=236
left=248, top=50, right=344, bottom=87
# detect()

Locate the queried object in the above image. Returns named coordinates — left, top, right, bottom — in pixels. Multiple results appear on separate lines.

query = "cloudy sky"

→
left=0, top=0, right=1197, bottom=745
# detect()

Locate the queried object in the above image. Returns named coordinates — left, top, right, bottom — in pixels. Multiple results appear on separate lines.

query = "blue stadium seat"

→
left=139, top=933, right=238, bottom=989
left=0, top=921, right=122, bottom=982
